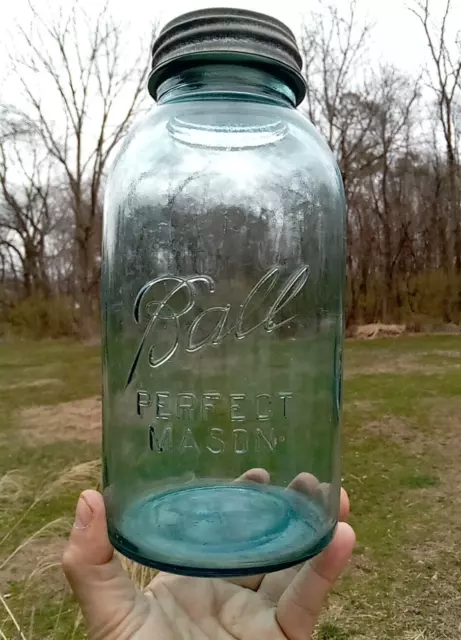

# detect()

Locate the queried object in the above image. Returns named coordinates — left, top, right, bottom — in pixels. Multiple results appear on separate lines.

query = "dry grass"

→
left=345, top=351, right=454, bottom=377
left=0, top=461, right=102, bottom=638
left=2, top=336, right=461, bottom=638
left=0, top=379, right=62, bottom=391
left=362, top=415, right=427, bottom=455
left=2, top=537, right=67, bottom=588
left=330, top=352, right=461, bottom=639
left=19, top=397, right=101, bottom=445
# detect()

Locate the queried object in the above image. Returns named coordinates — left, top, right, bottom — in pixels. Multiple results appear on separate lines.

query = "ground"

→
left=1, top=336, right=461, bottom=639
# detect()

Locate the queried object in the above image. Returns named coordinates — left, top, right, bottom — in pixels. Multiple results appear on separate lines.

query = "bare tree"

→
left=301, top=0, right=376, bottom=193
left=7, top=1, right=152, bottom=333
left=300, top=1, right=384, bottom=325
left=2, top=0, right=461, bottom=335
left=366, top=66, right=420, bottom=321
left=299, top=0, right=460, bottom=327
left=0, top=129, right=56, bottom=299
left=409, top=0, right=461, bottom=320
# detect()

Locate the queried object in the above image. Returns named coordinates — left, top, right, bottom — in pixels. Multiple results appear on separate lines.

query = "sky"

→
left=155, top=0, right=441, bottom=74
left=0, top=0, right=459, bottom=256
left=0, top=0, right=459, bottom=159
left=0, top=0, right=460, bottom=79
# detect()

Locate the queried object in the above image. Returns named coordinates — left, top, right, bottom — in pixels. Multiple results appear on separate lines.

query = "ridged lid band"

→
left=148, top=8, right=306, bottom=106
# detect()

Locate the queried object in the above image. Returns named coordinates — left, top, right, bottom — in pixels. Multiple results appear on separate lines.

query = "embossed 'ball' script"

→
left=126, top=265, right=309, bottom=387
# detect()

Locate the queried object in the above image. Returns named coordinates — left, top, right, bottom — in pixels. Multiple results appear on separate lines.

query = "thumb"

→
left=276, top=522, right=356, bottom=640
left=62, top=490, right=148, bottom=639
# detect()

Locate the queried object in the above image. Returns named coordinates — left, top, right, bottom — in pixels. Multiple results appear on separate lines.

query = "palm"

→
left=136, top=565, right=311, bottom=640
left=129, top=478, right=353, bottom=640
left=63, top=487, right=354, bottom=640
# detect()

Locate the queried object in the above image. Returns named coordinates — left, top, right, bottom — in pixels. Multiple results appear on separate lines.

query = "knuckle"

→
left=61, top=543, right=79, bottom=577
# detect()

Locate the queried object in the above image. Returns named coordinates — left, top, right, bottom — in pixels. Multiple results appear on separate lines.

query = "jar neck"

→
left=156, top=64, right=297, bottom=107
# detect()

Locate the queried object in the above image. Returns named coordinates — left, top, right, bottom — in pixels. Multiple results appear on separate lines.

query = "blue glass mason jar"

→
left=102, top=8, right=346, bottom=577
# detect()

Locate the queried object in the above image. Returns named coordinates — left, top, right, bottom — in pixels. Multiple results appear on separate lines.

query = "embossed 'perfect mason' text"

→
left=137, top=390, right=292, bottom=455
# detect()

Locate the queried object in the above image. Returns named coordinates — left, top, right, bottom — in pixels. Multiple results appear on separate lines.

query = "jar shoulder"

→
left=107, top=100, right=341, bottom=200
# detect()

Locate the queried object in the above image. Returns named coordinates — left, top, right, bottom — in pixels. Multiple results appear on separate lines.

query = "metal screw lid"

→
left=148, top=8, right=306, bottom=105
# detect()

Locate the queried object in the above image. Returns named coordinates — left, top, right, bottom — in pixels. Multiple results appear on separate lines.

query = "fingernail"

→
left=74, top=494, right=93, bottom=529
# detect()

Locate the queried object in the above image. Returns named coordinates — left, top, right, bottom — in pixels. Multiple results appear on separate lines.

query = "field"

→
left=1, top=336, right=461, bottom=639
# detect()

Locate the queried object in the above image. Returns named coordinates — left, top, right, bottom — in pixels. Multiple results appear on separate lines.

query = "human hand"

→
left=63, top=479, right=355, bottom=640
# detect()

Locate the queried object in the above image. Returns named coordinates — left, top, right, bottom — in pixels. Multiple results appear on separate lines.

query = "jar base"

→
left=108, top=483, right=335, bottom=577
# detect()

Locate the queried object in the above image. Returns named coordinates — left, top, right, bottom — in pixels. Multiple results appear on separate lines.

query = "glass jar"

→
left=102, top=8, right=346, bottom=577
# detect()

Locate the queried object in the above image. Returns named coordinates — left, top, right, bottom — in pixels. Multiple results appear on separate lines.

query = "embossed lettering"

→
left=256, top=393, right=271, bottom=421
left=235, top=267, right=280, bottom=338
left=179, top=428, right=200, bottom=453
left=149, top=425, right=172, bottom=452
left=126, top=266, right=309, bottom=385
left=256, top=427, right=276, bottom=452
left=233, top=428, right=249, bottom=454
left=206, top=427, right=225, bottom=454
left=202, top=393, right=220, bottom=420
left=138, top=391, right=293, bottom=423
left=137, top=390, right=151, bottom=417
left=147, top=425, right=280, bottom=454
left=156, top=392, right=170, bottom=420
left=230, top=394, right=246, bottom=422
left=177, top=393, right=196, bottom=420
left=187, top=305, right=232, bottom=352
left=278, top=392, right=293, bottom=418
left=126, top=275, right=214, bottom=385
left=265, top=266, right=309, bottom=331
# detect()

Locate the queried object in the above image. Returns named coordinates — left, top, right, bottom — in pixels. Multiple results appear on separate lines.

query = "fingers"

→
left=226, top=469, right=270, bottom=589
left=228, top=471, right=350, bottom=596
left=258, top=487, right=350, bottom=602
left=288, top=472, right=320, bottom=495
left=276, top=522, right=356, bottom=640
left=260, top=488, right=350, bottom=604
left=289, top=475, right=350, bottom=522
left=63, top=490, right=114, bottom=569
left=62, top=490, right=147, bottom=638
left=236, top=467, right=271, bottom=484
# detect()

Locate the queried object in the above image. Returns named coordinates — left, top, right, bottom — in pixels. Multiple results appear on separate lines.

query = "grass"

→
left=1, top=335, right=461, bottom=638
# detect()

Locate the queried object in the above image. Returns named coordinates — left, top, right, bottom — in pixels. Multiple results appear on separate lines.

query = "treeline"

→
left=302, top=0, right=461, bottom=328
left=0, top=0, right=460, bottom=337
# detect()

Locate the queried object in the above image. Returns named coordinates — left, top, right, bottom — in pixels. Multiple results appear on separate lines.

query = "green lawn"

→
left=1, top=336, right=461, bottom=639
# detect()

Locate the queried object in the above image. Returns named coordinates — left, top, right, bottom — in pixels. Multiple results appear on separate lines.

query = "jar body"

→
left=102, top=83, right=346, bottom=576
